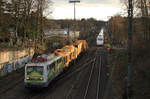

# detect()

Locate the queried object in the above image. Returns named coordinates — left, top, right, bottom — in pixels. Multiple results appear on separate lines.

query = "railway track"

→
left=0, top=69, right=24, bottom=95
left=83, top=56, right=97, bottom=99
left=81, top=47, right=108, bottom=99
left=83, top=49, right=103, bottom=99
left=56, top=55, right=95, bottom=83
left=62, top=47, right=108, bottom=99
left=65, top=57, right=96, bottom=99
left=64, top=49, right=100, bottom=99
left=96, top=56, right=102, bottom=99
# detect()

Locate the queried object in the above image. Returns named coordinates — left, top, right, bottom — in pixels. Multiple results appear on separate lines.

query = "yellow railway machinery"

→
left=62, top=45, right=76, bottom=60
left=80, top=40, right=88, bottom=52
left=54, top=49, right=70, bottom=68
left=73, top=40, right=83, bottom=57
left=73, top=40, right=88, bottom=57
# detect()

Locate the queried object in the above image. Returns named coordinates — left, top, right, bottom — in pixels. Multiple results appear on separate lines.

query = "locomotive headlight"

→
left=40, top=77, right=43, bottom=80
left=26, top=77, right=30, bottom=80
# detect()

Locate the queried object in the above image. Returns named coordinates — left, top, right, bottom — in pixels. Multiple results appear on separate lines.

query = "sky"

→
left=49, top=0, right=124, bottom=21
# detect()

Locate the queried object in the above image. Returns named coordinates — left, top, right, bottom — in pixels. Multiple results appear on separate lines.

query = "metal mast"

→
left=127, top=0, right=133, bottom=99
left=69, top=0, right=80, bottom=40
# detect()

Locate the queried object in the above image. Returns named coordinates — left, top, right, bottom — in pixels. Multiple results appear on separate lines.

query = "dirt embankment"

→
left=109, top=41, right=150, bottom=99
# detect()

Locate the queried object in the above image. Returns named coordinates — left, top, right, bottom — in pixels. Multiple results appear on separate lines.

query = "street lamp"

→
left=69, top=0, right=80, bottom=40
left=69, top=0, right=80, bottom=20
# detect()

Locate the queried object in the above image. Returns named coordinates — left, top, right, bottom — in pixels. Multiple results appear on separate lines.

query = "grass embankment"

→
left=108, top=48, right=128, bottom=99
left=109, top=41, right=150, bottom=99
left=132, top=41, right=150, bottom=98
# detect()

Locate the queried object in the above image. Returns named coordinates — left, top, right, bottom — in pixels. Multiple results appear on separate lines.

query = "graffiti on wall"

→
left=0, top=56, right=32, bottom=77
left=0, top=48, right=34, bottom=64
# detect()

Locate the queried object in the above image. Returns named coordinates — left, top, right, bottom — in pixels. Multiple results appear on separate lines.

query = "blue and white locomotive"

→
left=96, top=28, right=104, bottom=46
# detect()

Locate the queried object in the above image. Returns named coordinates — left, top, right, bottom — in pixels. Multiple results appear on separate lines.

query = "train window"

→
left=59, top=58, right=62, bottom=63
left=65, top=57, right=67, bottom=63
left=67, top=56, right=69, bottom=60
left=69, top=55, right=71, bottom=60
left=27, top=66, right=33, bottom=72
left=27, top=66, right=43, bottom=75
left=65, top=57, right=67, bottom=62
left=58, top=58, right=62, bottom=63
left=63, top=58, right=66, bottom=64
left=63, top=58, right=65, bottom=63
left=47, top=65, right=49, bottom=70
left=97, top=38, right=102, bottom=41
left=54, top=61, right=57, bottom=71
left=64, top=58, right=66, bottom=63
left=36, top=66, right=43, bottom=74
left=57, top=59, right=59, bottom=63
left=27, top=66, right=33, bottom=74
left=64, top=49, right=70, bottom=52
left=50, top=62, right=55, bottom=69
left=75, top=45, right=78, bottom=48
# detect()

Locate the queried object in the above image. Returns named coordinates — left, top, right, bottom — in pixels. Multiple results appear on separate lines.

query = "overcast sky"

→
left=50, top=0, right=124, bottom=21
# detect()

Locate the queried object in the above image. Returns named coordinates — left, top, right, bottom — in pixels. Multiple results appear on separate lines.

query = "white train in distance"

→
left=96, top=28, right=104, bottom=46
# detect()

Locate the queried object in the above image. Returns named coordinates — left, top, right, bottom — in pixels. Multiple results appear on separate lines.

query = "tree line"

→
left=108, top=0, right=150, bottom=46
left=45, top=18, right=105, bottom=39
left=0, top=0, right=51, bottom=46
left=108, top=1, right=150, bottom=98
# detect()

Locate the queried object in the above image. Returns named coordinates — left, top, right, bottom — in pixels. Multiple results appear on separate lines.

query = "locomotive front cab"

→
left=26, top=66, right=44, bottom=80
left=96, top=36, right=104, bottom=46
left=24, top=65, right=48, bottom=87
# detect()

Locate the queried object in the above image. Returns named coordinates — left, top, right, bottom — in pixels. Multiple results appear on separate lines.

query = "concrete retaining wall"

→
left=0, top=48, right=34, bottom=77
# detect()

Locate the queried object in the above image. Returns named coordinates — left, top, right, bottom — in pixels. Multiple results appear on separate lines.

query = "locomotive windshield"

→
left=27, top=66, right=43, bottom=74
left=98, top=38, right=103, bottom=41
